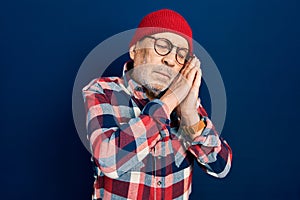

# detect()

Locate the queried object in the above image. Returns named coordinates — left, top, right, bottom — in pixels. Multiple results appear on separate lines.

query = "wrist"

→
left=180, top=111, right=199, bottom=126
left=180, top=119, right=206, bottom=140
left=180, top=109, right=198, bottom=117
left=160, top=93, right=179, bottom=114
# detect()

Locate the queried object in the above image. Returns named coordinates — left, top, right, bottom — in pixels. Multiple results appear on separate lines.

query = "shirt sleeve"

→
left=181, top=98, right=232, bottom=178
left=82, top=79, right=170, bottom=179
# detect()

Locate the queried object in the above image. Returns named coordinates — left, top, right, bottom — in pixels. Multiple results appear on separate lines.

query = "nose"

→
left=161, top=53, right=176, bottom=67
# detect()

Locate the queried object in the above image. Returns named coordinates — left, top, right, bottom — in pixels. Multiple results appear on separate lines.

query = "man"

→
left=83, top=9, right=232, bottom=200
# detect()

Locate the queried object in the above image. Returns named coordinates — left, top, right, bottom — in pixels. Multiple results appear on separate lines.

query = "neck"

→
left=144, top=87, right=156, bottom=100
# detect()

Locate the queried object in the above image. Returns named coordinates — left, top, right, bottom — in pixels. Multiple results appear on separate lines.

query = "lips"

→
left=153, top=71, right=171, bottom=79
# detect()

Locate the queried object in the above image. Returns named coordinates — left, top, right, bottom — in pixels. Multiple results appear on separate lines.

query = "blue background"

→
left=1, top=0, right=299, bottom=199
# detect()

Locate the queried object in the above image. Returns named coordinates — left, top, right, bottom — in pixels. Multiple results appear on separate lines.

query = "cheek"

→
left=134, top=49, right=147, bottom=63
left=174, top=66, right=183, bottom=74
left=133, top=48, right=159, bottom=65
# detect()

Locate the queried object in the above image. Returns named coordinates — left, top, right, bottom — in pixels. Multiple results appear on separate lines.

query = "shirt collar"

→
left=122, top=61, right=148, bottom=100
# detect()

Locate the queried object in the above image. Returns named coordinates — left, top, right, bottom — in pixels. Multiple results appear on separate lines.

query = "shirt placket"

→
left=152, top=144, right=165, bottom=200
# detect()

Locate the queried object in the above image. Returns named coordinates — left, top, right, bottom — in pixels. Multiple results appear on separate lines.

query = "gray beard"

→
left=132, top=72, right=165, bottom=98
left=129, top=64, right=175, bottom=98
left=143, top=83, right=165, bottom=98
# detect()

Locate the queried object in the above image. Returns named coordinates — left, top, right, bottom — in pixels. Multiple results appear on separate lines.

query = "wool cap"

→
left=130, top=9, right=193, bottom=54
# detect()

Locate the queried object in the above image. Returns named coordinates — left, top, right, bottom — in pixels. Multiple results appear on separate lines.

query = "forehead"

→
left=152, top=32, right=189, bottom=49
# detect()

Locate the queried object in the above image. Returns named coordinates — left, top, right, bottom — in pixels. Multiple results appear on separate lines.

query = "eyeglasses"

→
left=142, top=36, right=190, bottom=65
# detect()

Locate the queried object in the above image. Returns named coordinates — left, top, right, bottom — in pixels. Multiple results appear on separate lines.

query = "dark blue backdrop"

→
left=1, top=0, right=299, bottom=199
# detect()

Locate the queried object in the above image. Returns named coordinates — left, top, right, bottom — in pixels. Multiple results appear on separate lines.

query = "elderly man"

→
left=83, top=9, right=232, bottom=200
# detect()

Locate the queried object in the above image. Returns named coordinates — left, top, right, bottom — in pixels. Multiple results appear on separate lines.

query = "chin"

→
left=151, top=82, right=169, bottom=91
left=145, top=83, right=169, bottom=98
left=140, top=83, right=158, bottom=94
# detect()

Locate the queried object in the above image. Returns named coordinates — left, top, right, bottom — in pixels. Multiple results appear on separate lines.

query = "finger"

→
left=195, top=57, right=201, bottom=69
left=186, top=66, right=198, bottom=85
left=192, top=68, right=202, bottom=88
left=187, top=69, right=201, bottom=99
left=181, top=55, right=195, bottom=75
left=190, top=59, right=201, bottom=87
left=185, top=55, right=195, bottom=67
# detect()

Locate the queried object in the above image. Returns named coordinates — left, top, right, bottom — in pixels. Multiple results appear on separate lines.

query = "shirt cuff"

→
left=179, top=116, right=221, bottom=149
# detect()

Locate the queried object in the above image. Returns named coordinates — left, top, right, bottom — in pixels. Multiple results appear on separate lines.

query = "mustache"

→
left=136, top=63, right=176, bottom=77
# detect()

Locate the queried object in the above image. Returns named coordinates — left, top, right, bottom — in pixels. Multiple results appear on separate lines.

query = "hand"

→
left=178, top=56, right=202, bottom=125
left=160, top=55, right=200, bottom=115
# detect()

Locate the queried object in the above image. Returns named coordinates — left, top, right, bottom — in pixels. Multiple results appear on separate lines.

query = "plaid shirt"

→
left=82, top=62, right=232, bottom=200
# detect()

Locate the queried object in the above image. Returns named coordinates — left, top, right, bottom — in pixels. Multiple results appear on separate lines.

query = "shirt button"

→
left=157, top=181, right=162, bottom=186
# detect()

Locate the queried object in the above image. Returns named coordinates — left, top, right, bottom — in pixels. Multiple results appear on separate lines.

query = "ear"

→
left=129, top=45, right=136, bottom=60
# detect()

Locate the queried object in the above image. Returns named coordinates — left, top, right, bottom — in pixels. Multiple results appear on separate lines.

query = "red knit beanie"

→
left=130, top=9, right=193, bottom=54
